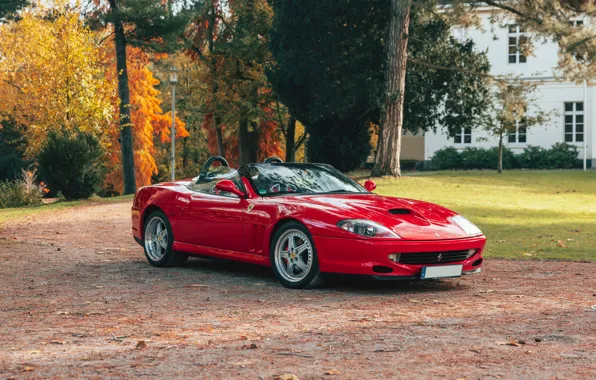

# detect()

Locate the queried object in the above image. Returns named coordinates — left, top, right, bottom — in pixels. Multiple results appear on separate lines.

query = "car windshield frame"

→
left=238, top=163, right=367, bottom=197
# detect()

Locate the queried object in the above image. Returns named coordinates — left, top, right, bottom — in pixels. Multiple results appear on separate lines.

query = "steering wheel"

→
left=197, top=156, right=230, bottom=182
left=263, top=156, right=283, bottom=164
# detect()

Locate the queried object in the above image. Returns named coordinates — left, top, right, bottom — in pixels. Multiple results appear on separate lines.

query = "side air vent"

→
left=388, top=209, right=410, bottom=215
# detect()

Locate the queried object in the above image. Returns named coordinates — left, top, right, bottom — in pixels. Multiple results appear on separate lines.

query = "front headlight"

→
left=337, top=219, right=401, bottom=238
left=451, top=215, right=483, bottom=236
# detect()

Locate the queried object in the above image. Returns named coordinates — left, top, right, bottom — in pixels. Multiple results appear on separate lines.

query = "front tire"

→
left=270, top=222, right=324, bottom=289
left=143, top=211, right=188, bottom=267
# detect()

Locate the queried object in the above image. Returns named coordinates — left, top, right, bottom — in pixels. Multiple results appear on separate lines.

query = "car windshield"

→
left=240, top=163, right=366, bottom=196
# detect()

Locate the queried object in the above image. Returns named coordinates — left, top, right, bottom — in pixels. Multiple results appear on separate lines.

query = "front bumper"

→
left=312, top=235, right=485, bottom=279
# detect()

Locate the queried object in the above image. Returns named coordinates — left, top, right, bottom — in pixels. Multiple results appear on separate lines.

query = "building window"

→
left=508, top=118, right=527, bottom=144
left=508, top=24, right=527, bottom=64
left=564, top=102, right=584, bottom=143
left=454, top=127, right=472, bottom=144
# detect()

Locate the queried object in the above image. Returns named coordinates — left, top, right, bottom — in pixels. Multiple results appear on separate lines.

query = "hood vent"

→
left=388, top=208, right=410, bottom=215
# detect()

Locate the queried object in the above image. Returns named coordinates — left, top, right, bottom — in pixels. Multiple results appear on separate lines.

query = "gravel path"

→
left=1, top=199, right=595, bottom=379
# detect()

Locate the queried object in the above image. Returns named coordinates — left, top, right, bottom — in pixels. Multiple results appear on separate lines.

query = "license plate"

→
left=421, top=265, right=463, bottom=279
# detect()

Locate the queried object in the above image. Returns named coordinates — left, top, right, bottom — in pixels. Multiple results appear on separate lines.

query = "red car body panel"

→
left=132, top=179, right=486, bottom=278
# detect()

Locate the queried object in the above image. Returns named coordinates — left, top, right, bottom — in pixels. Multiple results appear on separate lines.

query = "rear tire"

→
left=270, top=222, right=324, bottom=289
left=143, top=210, right=188, bottom=267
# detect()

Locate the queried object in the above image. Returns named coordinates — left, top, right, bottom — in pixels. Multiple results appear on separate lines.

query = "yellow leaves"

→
left=0, top=7, right=113, bottom=154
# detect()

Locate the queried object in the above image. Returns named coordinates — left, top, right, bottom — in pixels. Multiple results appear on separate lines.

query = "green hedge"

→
left=431, top=143, right=579, bottom=170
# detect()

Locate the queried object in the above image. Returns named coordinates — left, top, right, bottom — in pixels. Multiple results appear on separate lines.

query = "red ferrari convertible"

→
left=131, top=157, right=485, bottom=288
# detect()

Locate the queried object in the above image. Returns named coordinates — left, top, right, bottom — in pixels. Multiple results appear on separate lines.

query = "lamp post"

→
left=170, top=67, right=178, bottom=181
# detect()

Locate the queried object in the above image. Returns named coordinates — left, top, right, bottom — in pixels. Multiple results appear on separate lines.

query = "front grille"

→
left=398, top=249, right=472, bottom=265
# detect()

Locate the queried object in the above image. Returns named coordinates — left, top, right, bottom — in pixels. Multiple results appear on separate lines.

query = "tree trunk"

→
left=214, top=115, right=225, bottom=157
left=498, top=132, right=503, bottom=174
left=239, top=119, right=258, bottom=165
left=208, top=3, right=225, bottom=158
left=285, top=116, right=296, bottom=162
left=109, top=0, right=136, bottom=194
left=239, top=118, right=251, bottom=165
left=371, top=0, right=412, bottom=177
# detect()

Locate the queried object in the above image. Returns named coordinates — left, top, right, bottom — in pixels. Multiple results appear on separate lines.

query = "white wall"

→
left=425, top=11, right=594, bottom=163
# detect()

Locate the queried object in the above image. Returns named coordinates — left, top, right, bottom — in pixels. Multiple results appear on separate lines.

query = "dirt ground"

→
left=1, top=199, right=595, bottom=379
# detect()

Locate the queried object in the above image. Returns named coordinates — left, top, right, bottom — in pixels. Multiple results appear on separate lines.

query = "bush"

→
left=460, top=147, right=492, bottom=169
left=430, top=147, right=463, bottom=170
left=518, top=146, right=549, bottom=169
left=431, top=143, right=576, bottom=171
left=38, top=132, right=105, bottom=200
left=519, top=143, right=578, bottom=169
left=0, top=168, right=47, bottom=208
left=548, top=143, right=578, bottom=169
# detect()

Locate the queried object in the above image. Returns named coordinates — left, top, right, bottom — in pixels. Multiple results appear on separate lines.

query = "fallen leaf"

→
left=242, top=343, right=258, bottom=350
left=325, top=369, right=340, bottom=375
left=567, top=238, right=575, bottom=242
left=522, top=253, right=533, bottom=257
left=469, top=349, right=482, bottom=354
left=23, top=366, right=35, bottom=372
left=554, top=240, right=567, bottom=248
left=231, top=360, right=254, bottom=366
left=185, top=284, right=209, bottom=288
left=49, top=340, right=64, bottom=345
left=135, top=341, right=147, bottom=349
left=496, top=340, right=519, bottom=347
left=274, top=374, right=299, bottom=380
left=477, top=289, right=495, bottom=293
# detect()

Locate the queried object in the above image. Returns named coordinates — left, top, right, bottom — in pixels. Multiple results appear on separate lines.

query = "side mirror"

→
left=364, top=180, right=377, bottom=192
left=215, top=180, right=245, bottom=198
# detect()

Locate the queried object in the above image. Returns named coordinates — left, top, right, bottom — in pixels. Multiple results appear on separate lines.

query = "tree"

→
left=269, top=0, right=388, bottom=171
left=188, top=0, right=283, bottom=166
left=104, top=47, right=188, bottom=192
left=372, top=0, right=412, bottom=177
left=91, top=0, right=192, bottom=194
left=483, top=77, right=549, bottom=173
left=186, top=0, right=229, bottom=157
left=153, top=53, right=211, bottom=180
left=402, top=16, right=491, bottom=137
left=0, top=4, right=113, bottom=153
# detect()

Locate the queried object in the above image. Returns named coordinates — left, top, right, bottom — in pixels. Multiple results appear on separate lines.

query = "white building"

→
left=417, top=8, right=594, bottom=167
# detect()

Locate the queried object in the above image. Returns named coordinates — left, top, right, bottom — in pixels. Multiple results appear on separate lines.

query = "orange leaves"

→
left=104, top=47, right=188, bottom=192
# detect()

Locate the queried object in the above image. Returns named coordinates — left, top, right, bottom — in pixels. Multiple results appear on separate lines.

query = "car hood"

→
left=284, top=193, right=472, bottom=240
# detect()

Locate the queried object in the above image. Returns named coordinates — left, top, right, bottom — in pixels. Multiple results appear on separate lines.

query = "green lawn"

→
left=372, top=170, right=596, bottom=261
left=0, top=195, right=134, bottom=226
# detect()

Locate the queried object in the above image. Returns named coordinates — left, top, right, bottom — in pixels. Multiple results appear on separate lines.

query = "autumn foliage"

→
left=104, top=47, right=188, bottom=192
left=0, top=5, right=113, bottom=153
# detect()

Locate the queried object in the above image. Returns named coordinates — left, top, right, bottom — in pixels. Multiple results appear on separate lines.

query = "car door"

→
left=177, top=179, right=247, bottom=253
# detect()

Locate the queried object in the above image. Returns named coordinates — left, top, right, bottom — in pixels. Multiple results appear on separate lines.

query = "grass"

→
left=371, top=170, right=596, bottom=262
left=0, top=194, right=134, bottom=226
